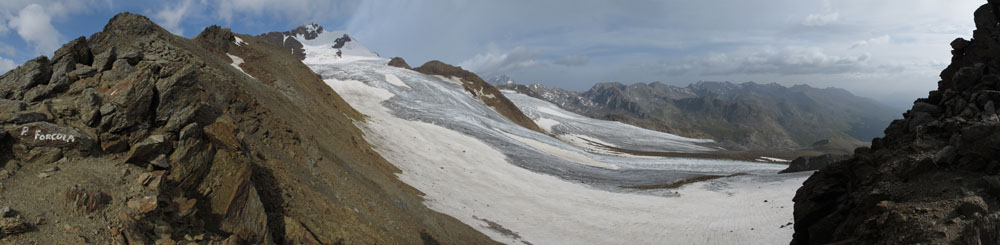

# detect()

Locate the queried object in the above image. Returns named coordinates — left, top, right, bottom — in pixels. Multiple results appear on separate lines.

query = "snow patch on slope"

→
left=233, top=36, right=246, bottom=46
left=225, top=53, right=253, bottom=79
left=383, top=73, right=410, bottom=88
left=535, top=117, right=560, bottom=132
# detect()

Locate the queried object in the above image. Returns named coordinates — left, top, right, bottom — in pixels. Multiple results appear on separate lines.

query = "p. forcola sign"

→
left=21, top=126, right=77, bottom=144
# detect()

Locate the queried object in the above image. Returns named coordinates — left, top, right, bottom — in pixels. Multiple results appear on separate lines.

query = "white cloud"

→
left=153, top=0, right=194, bottom=35
left=554, top=55, right=590, bottom=66
left=850, top=35, right=892, bottom=49
left=7, top=4, right=61, bottom=56
left=459, top=46, right=542, bottom=76
left=0, top=56, right=16, bottom=74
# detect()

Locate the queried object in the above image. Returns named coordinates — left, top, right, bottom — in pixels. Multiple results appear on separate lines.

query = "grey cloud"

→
left=652, top=46, right=873, bottom=76
left=803, top=12, right=839, bottom=26
left=850, top=35, right=891, bottom=49
left=214, top=0, right=358, bottom=25
left=554, top=55, right=589, bottom=66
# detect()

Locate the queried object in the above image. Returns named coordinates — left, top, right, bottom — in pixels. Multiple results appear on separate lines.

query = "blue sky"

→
left=0, top=0, right=987, bottom=109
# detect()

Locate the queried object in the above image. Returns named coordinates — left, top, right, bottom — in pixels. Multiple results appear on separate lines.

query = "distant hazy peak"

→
left=486, top=74, right=516, bottom=85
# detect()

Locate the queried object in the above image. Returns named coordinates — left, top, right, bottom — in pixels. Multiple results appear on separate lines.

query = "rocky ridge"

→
left=793, top=3, right=1000, bottom=244
left=0, top=13, right=493, bottom=244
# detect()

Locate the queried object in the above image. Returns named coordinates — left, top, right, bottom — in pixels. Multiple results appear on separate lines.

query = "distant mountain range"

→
left=497, top=78, right=898, bottom=151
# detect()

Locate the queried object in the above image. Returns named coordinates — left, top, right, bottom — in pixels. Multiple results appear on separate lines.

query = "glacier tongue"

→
left=303, top=46, right=806, bottom=244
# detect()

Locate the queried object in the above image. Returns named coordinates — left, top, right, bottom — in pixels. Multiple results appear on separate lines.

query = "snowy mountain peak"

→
left=287, top=23, right=325, bottom=40
left=259, top=23, right=379, bottom=61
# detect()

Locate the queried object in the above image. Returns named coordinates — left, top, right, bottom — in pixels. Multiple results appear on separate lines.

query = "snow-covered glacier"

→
left=294, top=31, right=809, bottom=244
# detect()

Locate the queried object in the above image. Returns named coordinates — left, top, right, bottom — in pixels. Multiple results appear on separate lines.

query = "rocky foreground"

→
left=0, top=13, right=493, bottom=244
left=793, top=3, right=1000, bottom=244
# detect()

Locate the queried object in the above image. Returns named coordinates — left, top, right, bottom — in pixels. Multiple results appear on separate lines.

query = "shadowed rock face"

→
left=792, top=3, right=1000, bottom=244
left=414, top=60, right=546, bottom=134
left=0, top=13, right=494, bottom=244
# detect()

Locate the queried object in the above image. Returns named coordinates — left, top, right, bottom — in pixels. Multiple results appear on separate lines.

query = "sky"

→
left=0, top=0, right=987, bottom=109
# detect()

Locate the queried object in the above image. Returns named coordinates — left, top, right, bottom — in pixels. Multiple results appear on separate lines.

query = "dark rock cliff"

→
left=792, top=3, right=1000, bottom=244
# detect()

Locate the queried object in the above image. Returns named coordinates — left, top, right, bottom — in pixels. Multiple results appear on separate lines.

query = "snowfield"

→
left=296, top=31, right=807, bottom=244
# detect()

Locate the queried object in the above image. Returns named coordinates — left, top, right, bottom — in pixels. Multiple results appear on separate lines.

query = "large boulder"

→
left=124, top=134, right=173, bottom=167
left=98, top=63, right=156, bottom=133
left=0, top=56, right=51, bottom=100
left=92, top=46, right=117, bottom=72
left=3, top=122, right=96, bottom=158
left=200, top=150, right=271, bottom=243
